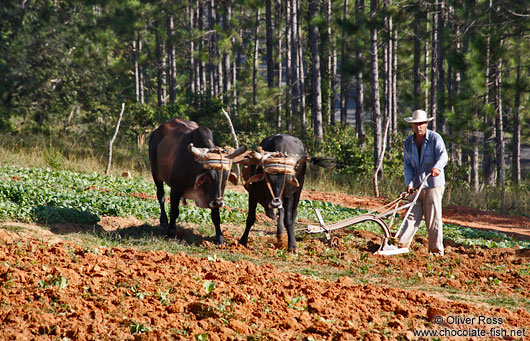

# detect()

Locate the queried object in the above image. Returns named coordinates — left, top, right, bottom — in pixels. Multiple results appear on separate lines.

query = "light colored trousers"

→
left=398, top=186, right=445, bottom=255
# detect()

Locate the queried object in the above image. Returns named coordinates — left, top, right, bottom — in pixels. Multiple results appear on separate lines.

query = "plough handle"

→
left=393, top=173, right=432, bottom=238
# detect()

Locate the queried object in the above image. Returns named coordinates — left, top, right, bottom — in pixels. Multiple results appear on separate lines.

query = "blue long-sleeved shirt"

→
left=404, top=129, right=448, bottom=188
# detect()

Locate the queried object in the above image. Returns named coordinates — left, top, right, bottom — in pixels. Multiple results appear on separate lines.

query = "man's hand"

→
left=431, top=168, right=441, bottom=177
left=407, top=185, right=414, bottom=194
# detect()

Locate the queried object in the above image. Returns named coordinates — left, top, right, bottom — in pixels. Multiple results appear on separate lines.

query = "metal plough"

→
left=305, top=174, right=432, bottom=255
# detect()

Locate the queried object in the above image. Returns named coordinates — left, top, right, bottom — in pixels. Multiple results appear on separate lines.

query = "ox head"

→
left=188, top=143, right=247, bottom=208
left=241, top=147, right=310, bottom=209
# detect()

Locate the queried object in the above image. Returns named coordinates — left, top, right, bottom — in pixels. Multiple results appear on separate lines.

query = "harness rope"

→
left=195, top=147, right=234, bottom=202
left=257, top=151, right=298, bottom=205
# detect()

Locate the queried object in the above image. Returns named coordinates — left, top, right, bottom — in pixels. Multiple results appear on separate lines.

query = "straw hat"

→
left=404, top=110, right=434, bottom=123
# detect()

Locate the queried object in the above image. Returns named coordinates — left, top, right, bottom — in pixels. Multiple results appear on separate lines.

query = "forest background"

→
left=0, top=0, right=528, bottom=215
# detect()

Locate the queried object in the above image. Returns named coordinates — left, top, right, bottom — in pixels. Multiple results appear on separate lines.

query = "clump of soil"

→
left=1, top=188, right=529, bottom=339
left=1, top=226, right=529, bottom=339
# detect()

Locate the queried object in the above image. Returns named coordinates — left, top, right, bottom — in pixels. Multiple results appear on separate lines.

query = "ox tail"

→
left=148, top=132, right=161, bottom=179
left=309, top=157, right=336, bottom=170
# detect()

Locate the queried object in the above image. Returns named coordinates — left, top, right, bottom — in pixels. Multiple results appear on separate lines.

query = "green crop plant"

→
left=203, top=280, right=215, bottom=296
left=126, top=285, right=149, bottom=300
left=129, top=321, right=151, bottom=334
left=38, top=274, right=68, bottom=289
left=286, top=295, right=306, bottom=311
left=195, top=333, right=210, bottom=341
left=2, top=166, right=530, bottom=252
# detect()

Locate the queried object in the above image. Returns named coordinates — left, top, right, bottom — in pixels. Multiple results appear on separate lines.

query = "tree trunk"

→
left=494, top=54, right=504, bottom=212
left=424, top=34, right=430, bottom=112
left=188, top=4, right=196, bottom=94
left=285, top=0, right=292, bottom=131
left=277, top=0, right=283, bottom=129
left=330, top=0, right=338, bottom=126
left=310, top=0, right=323, bottom=139
left=471, top=132, right=479, bottom=192
left=355, top=0, right=365, bottom=144
left=223, top=2, right=232, bottom=108
left=436, top=0, right=446, bottom=133
left=339, top=0, right=349, bottom=126
left=290, top=0, right=299, bottom=130
left=483, top=31, right=496, bottom=186
left=430, top=7, right=438, bottom=131
left=370, top=0, right=382, bottom=176
left=413, top=10, right=421, bottom=109
left=105, top=103, right=125, bottom=176
left=167, top=15, right=177, bottom=103
left=322, top=0, right=331, bottom=127
left=296, top=0, right=305, bottom=130
left=137, top=33, right=145, bottom=104
left=233, top=38, right=240, bottom=113
left=253, top=8, right=260, bottom=106
left=266, top=0, right=274, bottom=89
left=208, top=0, right=216, bottom=97
left=383, top=0, right=390, bottom=151
left=512, top=50, right=521, bottom=185
left=392, top=27, right=397, bottom=132
left=194, top=2, right=202, bottom=93
left=198, top=2, right=207, bottom=94
left=155, top=24, right=167, bottom=106
left=373, top=104, right=391, bottom=197
left=132, top=39, right=140, bottom=103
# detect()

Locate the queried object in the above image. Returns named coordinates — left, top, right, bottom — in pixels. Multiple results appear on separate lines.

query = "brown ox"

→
left=148, top=118, right=246, bottom=244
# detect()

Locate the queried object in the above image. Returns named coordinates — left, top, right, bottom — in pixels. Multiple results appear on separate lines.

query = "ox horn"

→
left=252, top=150, right=263, bottom=160
left=188, top=143, right=207, bottom=159
left=227, top=145, right=248, bottom=159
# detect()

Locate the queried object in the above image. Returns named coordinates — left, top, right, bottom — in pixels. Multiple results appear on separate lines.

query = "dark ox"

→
left=148, top=118, right=246, bottom=244
left=238, top=134, right=326, bottom=252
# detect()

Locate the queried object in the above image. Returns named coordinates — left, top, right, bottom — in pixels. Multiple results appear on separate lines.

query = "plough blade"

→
left=375, top=239, right=409, bottom=256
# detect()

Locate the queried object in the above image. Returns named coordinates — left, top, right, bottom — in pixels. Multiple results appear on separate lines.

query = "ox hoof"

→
left=275, top=234, right=288, bottom=249
left=215, top=236, right=226, bottom=245
left=265, top=207, right=275, bottom=219
left=166, top=226, right=185, bottom=239
left=288, top=247, right=298, bottom=254
left=276, top=233, right=288, bottom=242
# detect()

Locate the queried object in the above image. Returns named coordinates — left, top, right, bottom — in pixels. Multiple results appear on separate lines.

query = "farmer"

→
left=399, top=109, right=448, bottom=256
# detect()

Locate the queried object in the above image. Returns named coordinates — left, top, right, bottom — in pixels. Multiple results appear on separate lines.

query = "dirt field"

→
left=1, top=189, right=529, bottom=340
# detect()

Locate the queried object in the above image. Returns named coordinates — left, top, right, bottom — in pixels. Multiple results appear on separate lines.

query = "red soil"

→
left=1, top=188, right=529, bottom=339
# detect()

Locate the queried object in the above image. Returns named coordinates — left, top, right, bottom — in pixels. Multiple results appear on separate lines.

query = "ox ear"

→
left=295, top=156, right=311, bottom=170
left=228, top=173, right=238, bottom=185
left=246, top=173, right=265, bottom=184
left=289, top=176, right=300, bottom=187
left=298, top=156, right=311, bottom=164
left=194, top=173, right=207, bottom=189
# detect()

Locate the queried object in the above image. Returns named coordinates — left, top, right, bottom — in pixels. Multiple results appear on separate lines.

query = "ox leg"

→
left=167, top=188, right=181, bottom=238
left=239, top=196, right=258, bottom=247
left=276, top=207, right=286, bottom=240
left=155, top=180, right=168, bottom=227
left=283, top=197, right=297, bottom=253
left=211, top=208, right=225, bottom=245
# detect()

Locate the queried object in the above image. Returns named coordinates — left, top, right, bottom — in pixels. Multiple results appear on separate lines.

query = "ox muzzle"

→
left=188, top=143, right=247, bottom=209
left=209, top=198, right=225, bottom=209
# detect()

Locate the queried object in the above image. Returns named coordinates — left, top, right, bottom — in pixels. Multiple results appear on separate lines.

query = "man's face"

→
left=412, top=122, right=428, bottom=137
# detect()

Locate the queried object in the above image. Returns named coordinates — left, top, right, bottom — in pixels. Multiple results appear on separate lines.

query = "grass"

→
left=2, top=132, right=529, bottom=216
left=0, top=224, right=28, bottom=233
left=0, top=134, right=150, bottom=178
